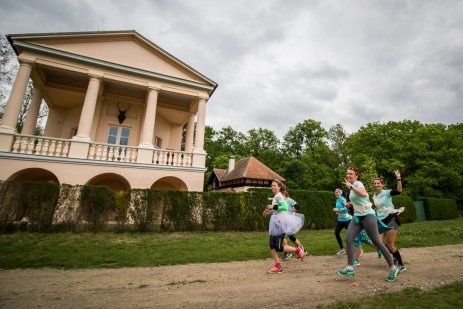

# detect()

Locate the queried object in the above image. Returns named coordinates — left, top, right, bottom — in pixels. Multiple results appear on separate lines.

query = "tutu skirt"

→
left=269, top=211, right=304, bottom=236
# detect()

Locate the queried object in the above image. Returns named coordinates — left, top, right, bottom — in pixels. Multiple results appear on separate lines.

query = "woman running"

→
left=336, top=167, right=400, bottom=282
left=333, top=188, right=351, bottom=256
left=373, top=171, right=406, bottom=272
left=263, top=179, right=305, bottom=274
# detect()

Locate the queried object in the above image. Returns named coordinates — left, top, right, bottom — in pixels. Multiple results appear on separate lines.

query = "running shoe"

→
left=336, top=267, right=355, bottom=278
left=398, top=265, right=407, bottom=273
left=353, top=259, right=360, bottom=266
left=296, top=248, right=305, bottom=262
left=267, top=266, right=283, bottom=274
left=281, top=252, right=292, bottom=260
left=377, top=249, right=382, bottom=259
left=385, top=266, right=400, bottom=282
left=297, top=246, right=308, bottom=259
left=336, top=249, right=346, bottom=256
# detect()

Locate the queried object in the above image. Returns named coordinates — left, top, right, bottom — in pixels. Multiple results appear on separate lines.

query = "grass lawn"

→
left=1, top=218, right=462, bottom=308
left=0, top=218, right=461, bottom=269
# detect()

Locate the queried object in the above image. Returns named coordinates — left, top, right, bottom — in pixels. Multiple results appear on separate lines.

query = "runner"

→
left=263, top=179, right=305, bottom=274
left=336, top=167, right=400, bottom=282
left=333, top=188, right=351, bottom=256
left=373, top=171, right=406, bottom=272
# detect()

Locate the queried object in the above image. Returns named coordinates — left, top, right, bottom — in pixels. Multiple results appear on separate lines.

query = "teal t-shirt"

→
left=336, top=196, right=351, bottom=221
left=349, top=181, right=375, bottom=216
left=287, top=197, right=297, bottom=211
left=374, top=189, right=394, bottom=220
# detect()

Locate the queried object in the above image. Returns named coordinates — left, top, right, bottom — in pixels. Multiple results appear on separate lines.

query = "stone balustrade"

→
left=6, top=133, right=194, bottom=167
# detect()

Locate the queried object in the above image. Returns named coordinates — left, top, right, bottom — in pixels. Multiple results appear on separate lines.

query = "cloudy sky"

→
left=1, top=0, right=462, bottom=138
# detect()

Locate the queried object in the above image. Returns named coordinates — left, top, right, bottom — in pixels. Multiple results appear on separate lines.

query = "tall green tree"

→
left=328, top=123, right=349, bottom=165
left=282, top=119, right=329, bottom=159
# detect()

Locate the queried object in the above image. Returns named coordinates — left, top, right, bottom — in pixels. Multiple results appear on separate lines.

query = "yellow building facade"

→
left=0, top=30, right=217, bottom=191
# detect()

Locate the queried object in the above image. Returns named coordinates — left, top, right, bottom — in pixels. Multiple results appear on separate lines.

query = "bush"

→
left=163, top=191, right=201, bottom=231
left=79, top=185, right=116, bottom=232
left=23, top=181, right=61, bottom=232
left=0, top=181, right=25, bottom=230
left=115, top=190, right=130, bottom=232
left=289, top=190, right=336, bottom=229
left=0, top=181, right=60, bottom=232
left=202, top=191, right=261, bottom=231
left=421, top=197, right=459, bottom=220
left=129, top=189, right=164, bottom=232
left=53, top=184, right=81, bottom=231
left=392, top=195, right=416, bottom=223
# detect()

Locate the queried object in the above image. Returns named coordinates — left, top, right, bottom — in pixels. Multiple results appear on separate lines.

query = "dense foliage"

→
left=204, top=120, right=463, bottom=209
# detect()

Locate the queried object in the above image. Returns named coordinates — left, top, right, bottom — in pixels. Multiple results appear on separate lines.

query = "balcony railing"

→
left=11, top=135, right=71, bottom=157
left=88, top=142, right=138, bottom=163
left=8, top=134, right=194, bottom=167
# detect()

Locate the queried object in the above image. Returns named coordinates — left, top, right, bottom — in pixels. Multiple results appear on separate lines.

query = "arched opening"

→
left=151, top=177, right=188, bottom=191
left=85, top=173, right=131, bottom=222
left=6, top=168, right=59, bottom=183
left=86, top=173, right=131, bottom=192
left=1, top=169, right=60, bottom=228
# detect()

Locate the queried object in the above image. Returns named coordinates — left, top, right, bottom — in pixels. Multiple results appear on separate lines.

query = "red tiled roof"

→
left=220, top=156, right=285, bottom=182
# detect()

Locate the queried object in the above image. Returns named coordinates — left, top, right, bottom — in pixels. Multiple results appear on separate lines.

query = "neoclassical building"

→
left=0, top=30, right=217, bottom=191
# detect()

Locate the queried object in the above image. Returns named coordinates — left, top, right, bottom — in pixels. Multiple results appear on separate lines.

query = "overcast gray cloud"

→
left=1, top=0, right=462, bottom=138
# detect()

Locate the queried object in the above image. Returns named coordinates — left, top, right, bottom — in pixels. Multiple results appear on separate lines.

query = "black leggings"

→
left=335, top=220, right=350, bottom=249
left=345, top=215, right=394, bottom=266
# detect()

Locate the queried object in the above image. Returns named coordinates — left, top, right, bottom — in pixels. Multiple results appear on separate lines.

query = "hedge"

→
left=1, top=181, right=460, bottom=233
left=0, top=181, right=60, bottom=232
left=392, top=195, right=416, bottom=224
left=420, top=197, right=459, bottom=220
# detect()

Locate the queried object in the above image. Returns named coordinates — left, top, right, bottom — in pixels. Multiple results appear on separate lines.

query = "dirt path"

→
left=1, top=244, right=463, bottom=308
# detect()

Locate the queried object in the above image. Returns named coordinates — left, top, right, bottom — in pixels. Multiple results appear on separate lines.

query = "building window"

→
left=154, top=136, right=162, bottom=148
left=107, top=125, right=131, bottom=145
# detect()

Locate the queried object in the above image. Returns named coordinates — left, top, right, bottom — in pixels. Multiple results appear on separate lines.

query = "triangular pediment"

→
left=8, top=31, right=215, bottom=87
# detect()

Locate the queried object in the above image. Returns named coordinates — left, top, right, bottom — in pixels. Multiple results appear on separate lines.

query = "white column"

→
left=0, top=60, right=33, bottom=132
left=139, top=87, right=159, bottom=147
left=22, top=85, right=43, bottom=135
left=194, top=98, right=207, bottom=152
left=184, top=114, right=195, bottom=152
left=73, top=75, right=101, bottom=141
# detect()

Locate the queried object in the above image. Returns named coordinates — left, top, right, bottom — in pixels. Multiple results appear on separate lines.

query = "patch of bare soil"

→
left=1, top=244, right=462, bottom=308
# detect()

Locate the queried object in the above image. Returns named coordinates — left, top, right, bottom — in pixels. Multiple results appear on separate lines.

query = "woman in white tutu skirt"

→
left=263, top=179, right=305, bottom=274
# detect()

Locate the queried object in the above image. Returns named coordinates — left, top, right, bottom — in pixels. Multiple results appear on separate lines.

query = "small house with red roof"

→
left=208, top=156, right=285, bottom=192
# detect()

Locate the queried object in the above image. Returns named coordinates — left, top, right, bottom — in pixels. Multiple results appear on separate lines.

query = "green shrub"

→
left=53, top=184, right=82, bottom=232
left=392, top=195, right=416, bottom=223
left=23, top=181, right=61, bottom=232
left=79, top=185, right=116, bottom=232
left=115, top=190, right=130, bottom=232
left=129, top=189, right=164, bottom=232
left=289, top=190, right=336, bottom=229
left=421, top=197, right=459, bottom=220
left=0, top=181, right=60, bottom=232
left=163, top=191, right=201, bottom=231
left=0, top=181, right=26, bottom=230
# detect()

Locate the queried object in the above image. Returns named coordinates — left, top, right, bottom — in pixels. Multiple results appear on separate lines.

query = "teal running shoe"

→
left=353, top=259, right=360, bottom=266
left=336, top=267, right=355, bottom=278
left=377, top=249, right=382, bottom=259
left=385, top=266, right=400, bottom=282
